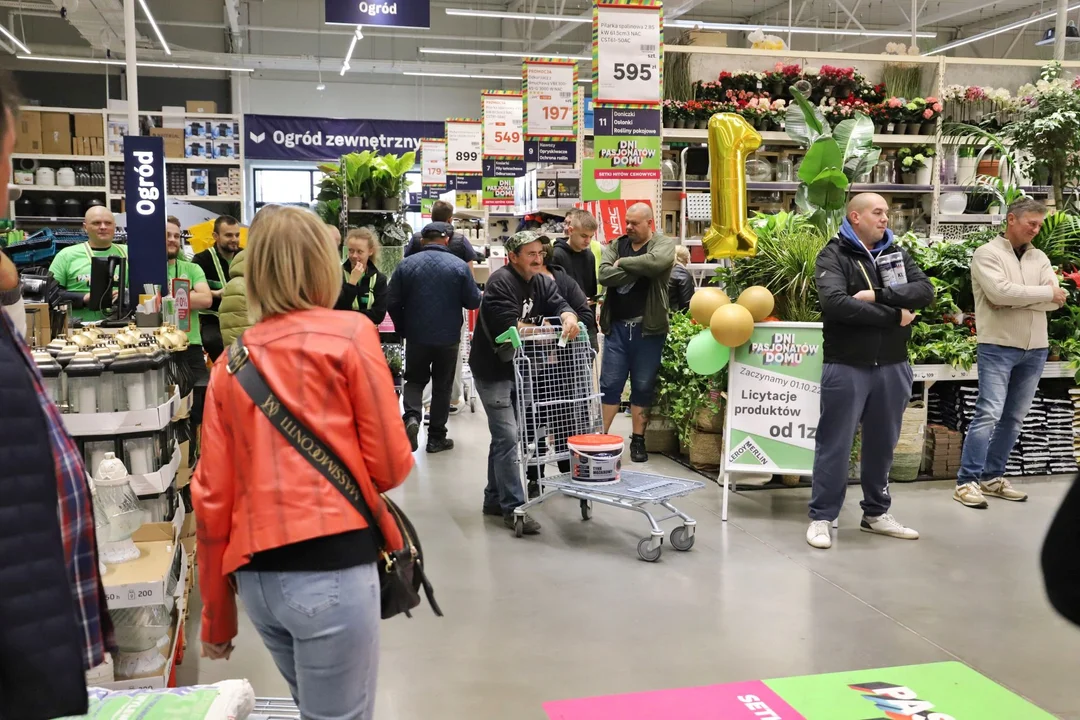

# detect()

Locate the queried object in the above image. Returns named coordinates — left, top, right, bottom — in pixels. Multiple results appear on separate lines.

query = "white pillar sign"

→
left=482, top=93, right=524, bottom=158
left=421, top=139, right=446, bottom=185
left=524, top=61, right=576, bottom=138
left=445, top=120, right=482, bottom=174
left=594, top=3, right=662, bottom=106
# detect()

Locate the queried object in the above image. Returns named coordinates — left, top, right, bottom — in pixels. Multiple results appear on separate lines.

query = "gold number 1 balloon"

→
left=702, top=113, right=763, bottom=260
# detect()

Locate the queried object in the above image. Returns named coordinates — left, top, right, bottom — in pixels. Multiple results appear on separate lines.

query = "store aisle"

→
left=179, top=409, right=1080, bottom=719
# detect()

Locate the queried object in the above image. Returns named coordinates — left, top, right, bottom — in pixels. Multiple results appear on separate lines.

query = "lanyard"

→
left=83, top=243, right=126, bottom=262
left=343, top=267, right=376, bottom=311
left=208, top=247, right=227, bottom=286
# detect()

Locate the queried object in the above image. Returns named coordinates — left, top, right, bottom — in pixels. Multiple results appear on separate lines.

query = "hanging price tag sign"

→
left=420, top=139, right=446, bottom=185
left=445, top=120, right=482, bottom=174
left=524, top=61, right=576, bottom=138
left=594, top=3, right=662, bottom=106
left=482, top=93, right=524, bottom=158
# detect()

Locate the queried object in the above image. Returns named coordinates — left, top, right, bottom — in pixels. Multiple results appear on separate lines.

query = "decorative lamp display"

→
left=110, top=605, right=173, bottom=654
left=114, top=324, right=143, bottom=348
left=122, top=435, right=155, bottom=476
left=144, top=344, right=169, bottom=405
left=55, top=339, right=79, bottom=368
left=32, top=349, right=63, bottom=405
left=46, top=336, right=67, bottom=357
left=65, top=351, right=105, bottom=414
left=92, top=345, right=118, bottom=413
left=84, top=439, right=116, bottom=479
left=92, top=452, right=142, bottom=564
left=111, top=348, right=152, bottom=412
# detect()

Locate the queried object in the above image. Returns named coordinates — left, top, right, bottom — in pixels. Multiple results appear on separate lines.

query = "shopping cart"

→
left=251, top=697, right=300, bottom=719
left=499, top=320, right=706, bottom=562
left=459, top=309, right=477, bottom=412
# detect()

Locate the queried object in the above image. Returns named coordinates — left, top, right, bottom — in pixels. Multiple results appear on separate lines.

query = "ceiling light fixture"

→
left=16, top=55, right=253, bottom=72
left=341, top=24, right=361, bottom=75
left=927, top=3, right=1080, bottom=54
left=419, top=47, right=590, bottom=61
left=443, top=8, right=935, bottom=38
left=0, top=23, right=30, bottom=55
left=403, top=70, right=593, bottom=84
left=137, top=0, right=171, bottom=55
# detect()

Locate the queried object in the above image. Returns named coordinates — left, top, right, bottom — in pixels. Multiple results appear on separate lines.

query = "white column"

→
left=124, top=0, right=139, bottom=135
left=910, top=0, right=917, bottom=48
left=1055, top=0, right=1068, bottom=61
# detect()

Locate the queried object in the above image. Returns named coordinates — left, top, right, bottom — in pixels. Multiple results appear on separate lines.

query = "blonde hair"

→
left=346, top=227, right=380, bottom=262
left=246, top=206, right=342, bottom=322
left=674, top=245, right=691, bottom=265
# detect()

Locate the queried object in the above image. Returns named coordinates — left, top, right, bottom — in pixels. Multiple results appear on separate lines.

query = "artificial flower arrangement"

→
left=898, top=145, right=936, bottom=170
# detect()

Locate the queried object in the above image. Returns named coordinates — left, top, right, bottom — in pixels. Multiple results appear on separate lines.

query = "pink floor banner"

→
left=543, top=680, right=801, bottom=720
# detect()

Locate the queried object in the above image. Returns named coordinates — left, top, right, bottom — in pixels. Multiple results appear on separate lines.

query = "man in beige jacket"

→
left=955, top=198, right=1067, bottom=509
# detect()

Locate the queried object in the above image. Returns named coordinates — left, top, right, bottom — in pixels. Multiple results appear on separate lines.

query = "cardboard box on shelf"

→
left=104, top=602, right=184, bottom=690
left=61, top=389, right=178, bottom=437
left=215, top=177, right=230, bottom=196
left=127, top=443, right=181, bottom=496
left=210, top=120, right=238, bottom=139
left=187, top=168, right=209, bottom=196
left=92, top=137, right=105, bottom=156
left=151, top=127, right=186, bottom=159
left=14, top=110, right=42, bottom=153
left=185, top=140, right=213, bottom=159
left=185, top=100, right=218, bottom=114
left=174, top=440, right=191, bottom=490
left=184, top=120, right=209, bottom=140
left=41, top=112, right=73, bottom=155
left=101, top=505, right=187, bottom=611
left=74, top=112, right=104, bottom=138
left=161, top=105, right=186, bottom=129
left=228, top=167, right=241, bottom=180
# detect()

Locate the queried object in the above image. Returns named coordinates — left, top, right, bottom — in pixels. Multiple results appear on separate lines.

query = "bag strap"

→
left=225, top=335, right=386, bottom=550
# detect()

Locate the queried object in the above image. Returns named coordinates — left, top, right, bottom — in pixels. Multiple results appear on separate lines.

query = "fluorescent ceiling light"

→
left=0, top=23, right=30, bottom=54
left=137, top=0, right=171, bottom=56
left=444, top=8, right=935, bottom=38
left=403, top=70, right=592, bottom=84
left=419, top=47, right=589, bottom=61
left=16, top=55, right=253, bottom=72
left=342, top=24, right=361, bottom=75
left=927, top=3, right=1080, bottom=54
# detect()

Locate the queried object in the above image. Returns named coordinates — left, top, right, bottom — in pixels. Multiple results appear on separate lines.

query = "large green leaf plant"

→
left=785, top=87, right=880, bottom=238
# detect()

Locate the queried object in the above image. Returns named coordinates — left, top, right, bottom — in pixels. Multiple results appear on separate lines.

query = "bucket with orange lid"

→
left=567, top=434, right=624, bottom=485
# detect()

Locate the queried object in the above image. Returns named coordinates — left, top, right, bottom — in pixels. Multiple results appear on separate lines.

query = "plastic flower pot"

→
left=894, top=122, right=908, bottom=134
left=921, top=121, right=936, bottom=134
left=905, top=123, right=921, bottom=134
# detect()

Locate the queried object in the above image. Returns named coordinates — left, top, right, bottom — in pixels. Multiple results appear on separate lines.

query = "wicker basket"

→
left=689, top=429, right=724, bottom=470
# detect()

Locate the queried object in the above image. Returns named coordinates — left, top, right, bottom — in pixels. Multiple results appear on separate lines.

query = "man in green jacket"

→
left=598, top=202, right=675, bottom=462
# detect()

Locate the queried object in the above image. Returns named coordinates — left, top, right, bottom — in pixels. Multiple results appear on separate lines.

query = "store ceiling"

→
left=0, top=0, right=1067, bottom=80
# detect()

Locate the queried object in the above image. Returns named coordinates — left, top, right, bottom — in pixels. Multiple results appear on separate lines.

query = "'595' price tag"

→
left=595, top=4, right=661, bottom=105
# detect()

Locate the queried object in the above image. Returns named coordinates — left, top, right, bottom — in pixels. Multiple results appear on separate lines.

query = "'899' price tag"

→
left=595, top=4, right=661, bottom=106
left=446, top=121, right=483, bottom=174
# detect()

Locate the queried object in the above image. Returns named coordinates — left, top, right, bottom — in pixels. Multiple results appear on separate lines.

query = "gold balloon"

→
left=702, top=113, right=762, bottom=260
left=737, top=285, right=776, bottom=322
left=689, top=287, right=730, bottom=326
left=709, top=302, right=755, bottom=348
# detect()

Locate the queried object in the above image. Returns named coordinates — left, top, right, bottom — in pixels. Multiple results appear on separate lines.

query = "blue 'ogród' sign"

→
left=325, top=0, right=430, bottom=28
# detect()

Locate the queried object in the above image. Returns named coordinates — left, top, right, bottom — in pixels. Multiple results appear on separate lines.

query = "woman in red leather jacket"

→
left=193, top=206, right=414, bottom=720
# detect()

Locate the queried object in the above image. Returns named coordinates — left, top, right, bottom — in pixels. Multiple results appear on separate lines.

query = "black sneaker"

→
left=405, top=418, right=420, bottom=452
left=483, top=503, right=503, bottom=517
left=630, top=435, right=648, bottom=463
left=426, top=438, right=455, bottom=454
left=527, top=480, right=540, bottom=499
left=504, top=512, right=541, bottom=534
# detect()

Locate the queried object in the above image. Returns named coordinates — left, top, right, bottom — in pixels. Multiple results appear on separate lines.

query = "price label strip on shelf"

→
left=482, top=92, right=524, bottom=159
left=523, top=60, right=577, bottom=138
left=420, top=138, right=446, bottom=185
left=593, top=2, right=663, bottom=107
left=445, top=119, right=482, bottom=174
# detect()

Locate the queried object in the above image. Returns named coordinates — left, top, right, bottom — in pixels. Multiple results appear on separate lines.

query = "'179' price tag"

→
left=595, top=4, right=661, bottom=106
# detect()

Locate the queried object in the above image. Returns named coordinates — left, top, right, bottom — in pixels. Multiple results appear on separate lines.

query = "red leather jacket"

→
left=193, top=308, right=414, bottom=644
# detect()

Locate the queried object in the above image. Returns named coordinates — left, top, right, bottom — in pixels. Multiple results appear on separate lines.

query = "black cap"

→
left=421, top=222, right=454, bottom=239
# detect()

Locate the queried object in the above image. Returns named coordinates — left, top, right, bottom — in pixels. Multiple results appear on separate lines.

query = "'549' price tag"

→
left=595, top=4, right=661, bottom=106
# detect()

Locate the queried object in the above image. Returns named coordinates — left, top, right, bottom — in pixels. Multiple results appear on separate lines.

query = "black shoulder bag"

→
left=226, top=336, right=442, bottom=620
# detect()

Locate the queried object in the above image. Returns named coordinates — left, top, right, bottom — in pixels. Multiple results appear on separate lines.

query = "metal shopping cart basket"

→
left=500, top=320, right=705, bottom=562
left=252, top=697, right=300, bottom=719
left=459, top=308, right=477, bottom=412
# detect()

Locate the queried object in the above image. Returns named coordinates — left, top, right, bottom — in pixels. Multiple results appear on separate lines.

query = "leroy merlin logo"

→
left=849, top=681, right=956, bottom=720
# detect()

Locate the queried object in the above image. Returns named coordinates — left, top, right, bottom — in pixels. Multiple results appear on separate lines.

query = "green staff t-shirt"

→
left=168, top=258, right=208, bottom=347
left=48, top=242, right=129, bottom=321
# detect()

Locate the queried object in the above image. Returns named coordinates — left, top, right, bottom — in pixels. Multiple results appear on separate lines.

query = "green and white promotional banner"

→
left=482, top=159, right=526, bottom=207
left=724, top=322, right=824, bottom=475
left=523, top=59, right=577, bottom=138
left=420, top=138, right=446, bottom=185
left=592, top=0, right=663, bottom=107
left=582, top=107, right=661, bottom=201
left=482, top=91, right=524, bottom=159
left=445, top=119, right=482, bottom=175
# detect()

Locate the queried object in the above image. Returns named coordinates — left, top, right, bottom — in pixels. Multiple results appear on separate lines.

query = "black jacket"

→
left=551, top=238, right=598, bottom=300
left=469, top=264, right=572, bottom=382
left=334, top=259, right=388, bottom=326
left=1044, top=477, right=1080, bottom=626
left=192, top=246, right=233, bottom=317
left=547, top=265, right=596, bottom=345
left=668, top=263, right=695, bottom=312
left=0, top=318, right=90, bottom=720
left=815, top=235, right=933, bottom=366
left=387, top=245, right=481, bottom=345
left=406, top=231, right=477, bottom=264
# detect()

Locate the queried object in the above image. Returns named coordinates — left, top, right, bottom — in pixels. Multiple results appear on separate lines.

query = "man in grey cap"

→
left=388, top=221, right=482, bottom=453
left=470, top=231, right=579, bottom=535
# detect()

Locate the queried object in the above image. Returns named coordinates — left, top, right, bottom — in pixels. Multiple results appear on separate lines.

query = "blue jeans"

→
left=236, top=564, right=380, bottom=720
left=474, top=376, right=525, bottom=513
left=957, top=344, right=1048, bottom=485
left=600, top=320, right=665, bottom=407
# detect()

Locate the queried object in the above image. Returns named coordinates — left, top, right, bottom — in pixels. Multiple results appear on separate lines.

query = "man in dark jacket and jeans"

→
left=470, top=231, right=578, bottom=535
left=807, top=193, right=933, bottom=550
left=389, top=222, right=481, bottom=453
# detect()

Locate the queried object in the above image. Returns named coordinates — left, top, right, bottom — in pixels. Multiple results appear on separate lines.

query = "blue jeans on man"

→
left=599, top=320, right=665, bottom=407
left=474, top=376, right=526, bottom=514
left=958, top=344, right=1048, bottom=485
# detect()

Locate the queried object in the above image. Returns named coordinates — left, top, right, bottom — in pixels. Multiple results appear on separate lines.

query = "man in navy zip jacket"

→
left=389, top=222, right=482, bottom=454
left=807, top=193, right=933, bottom=550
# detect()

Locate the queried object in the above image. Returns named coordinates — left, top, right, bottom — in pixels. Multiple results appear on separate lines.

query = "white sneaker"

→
left=980, top=477, right=1028, bottom=502
left=953, top=482, right=989, bottom=509
left=806, top=520, right=832, bottom=549
left=861, top=513, right=919, bottom=540
left=448, top=403, right=462, bottom=416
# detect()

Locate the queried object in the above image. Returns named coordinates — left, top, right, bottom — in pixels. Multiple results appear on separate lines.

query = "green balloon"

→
left=686, top=330, right=730, bottom=375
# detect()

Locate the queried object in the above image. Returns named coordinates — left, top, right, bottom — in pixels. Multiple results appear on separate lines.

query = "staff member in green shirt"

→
left=49, top=206, right=128, bottom=322
left=192, top=215, right=241, bottom=361
left=166, top=216, right=213, bottom=432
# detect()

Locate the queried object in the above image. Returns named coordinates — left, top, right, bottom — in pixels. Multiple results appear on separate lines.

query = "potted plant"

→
left=884, top=97, right=907, bottom=133
left=370, top=151, right=416, bottom=211
left=663, top=99, right=679, bottom=128
left=919, top=96, right=943, bottom=134
left=898, top=146, right=934, bottom=185
left=904, top=99, right=927, bottom=134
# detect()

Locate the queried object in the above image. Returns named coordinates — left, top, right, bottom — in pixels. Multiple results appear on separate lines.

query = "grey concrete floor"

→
left=178, top=409, right=1080, bottom=719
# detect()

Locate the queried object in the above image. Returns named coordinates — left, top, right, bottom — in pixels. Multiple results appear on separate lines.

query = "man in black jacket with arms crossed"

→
left=807, top=193, right=933, bottom=549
